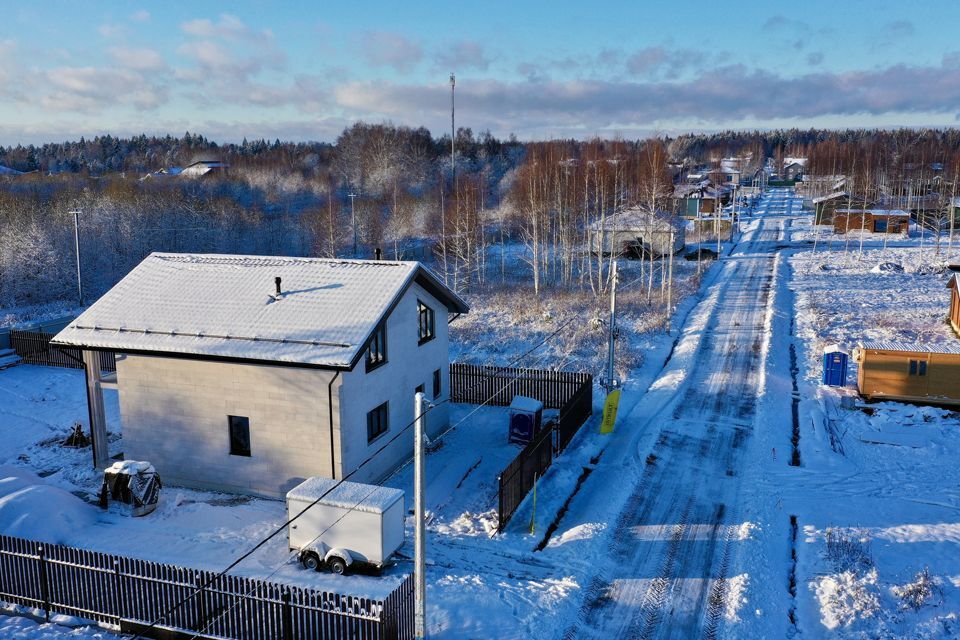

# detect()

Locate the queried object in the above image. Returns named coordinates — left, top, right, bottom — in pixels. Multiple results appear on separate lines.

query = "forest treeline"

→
left=3, top=125, right=960, bottom=313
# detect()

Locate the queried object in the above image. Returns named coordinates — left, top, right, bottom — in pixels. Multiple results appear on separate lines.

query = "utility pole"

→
left=604, top=261, right=619, bottom=393
left=348, top=192, right=358, bottom=258
left=667, top=231, right=674, bottom=333
left=414, top=392, right=427, bottom=640
left=70, top=209, right=84, bottom=306
left=449, top=73, right=456, bottom=183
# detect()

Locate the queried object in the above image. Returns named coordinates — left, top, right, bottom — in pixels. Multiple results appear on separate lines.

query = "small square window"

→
left=366, top=324, right=387, bottom=371
left=228, top=415, right=251, bottom=457
left=367, top=402, right=389, bottom=443
left=433, top=369, right=442, bottom=398
left=415, top=383, right=425, bottom=395
left=418, top=300, right=435, bottom=344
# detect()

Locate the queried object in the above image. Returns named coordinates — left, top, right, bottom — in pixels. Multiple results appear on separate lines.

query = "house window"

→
left=366, top=324, right=387, bottom=371
left=415, top=383, right=425, bottom=395
left=367, top=402, right=389, bottom=443
left=228, top=415, right=251, bottom=457
left=908, top=359, right=927, bottom=376
left=418, top=300, right=435, bottom=344
left=433, top=369, right=442, bottom=398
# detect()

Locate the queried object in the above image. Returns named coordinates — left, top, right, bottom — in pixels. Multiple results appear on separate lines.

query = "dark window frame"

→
left=366, top=323, right=388, bottom=371
left=417, top=300, right=435, bottom=345
left=228, top=415, right=251, bottom=457
left=908, top=359, right=928, bottom=376
left=433, top=368, right=442, bottom=398
left=366, top=401, right=389, bottom=443
left=415, top=383, right=425, bottom=395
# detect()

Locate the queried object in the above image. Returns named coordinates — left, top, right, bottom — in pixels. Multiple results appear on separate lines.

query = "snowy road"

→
left=561, top=189, right=802, bottom=639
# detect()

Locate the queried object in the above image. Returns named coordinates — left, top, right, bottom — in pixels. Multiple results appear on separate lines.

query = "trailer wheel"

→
left=328, top=557, right=348, bottom=576
left=300, top=551, right=322, bottom=572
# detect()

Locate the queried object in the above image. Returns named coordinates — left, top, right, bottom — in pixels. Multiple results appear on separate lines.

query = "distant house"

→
left=52, top=254, right=469, bottom=498
left=812, top=191, right=850, bottom=225
left=782, top=161, right=805, bottom=182
left=180, top=160, right=229, bottom=178
left=588, top=208, right=685, bottom=258
left=139, top=167, right=184, bottom=181
left=674, top=182, right=729, bottom=218
left=854, top=342, right=960, bottom=407
left=833, top=209, right=909, bottom=235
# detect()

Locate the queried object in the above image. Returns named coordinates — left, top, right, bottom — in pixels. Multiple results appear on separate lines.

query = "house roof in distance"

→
left=587, top=207, right=684, bottom=232
left=53, top=253, right=468, bottom=369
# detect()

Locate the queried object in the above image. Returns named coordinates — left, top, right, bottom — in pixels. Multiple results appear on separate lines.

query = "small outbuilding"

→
left=833, top=209, right=910, bottom=235
left=822, top=344, right=850, bottom=387
left=948, top=274, right=960, bottom=336
left=588, top=208, right=685, bottom=258
left=853, top=341, right=960, bottom=406
left=812, top=191, right=849, bottom=225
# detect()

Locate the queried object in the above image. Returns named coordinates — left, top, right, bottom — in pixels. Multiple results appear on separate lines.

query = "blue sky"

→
left=2, top=1, right=960, bottom=144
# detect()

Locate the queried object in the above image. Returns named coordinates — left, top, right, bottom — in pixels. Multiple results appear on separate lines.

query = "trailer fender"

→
left=325, top=548, right=354, bottom=567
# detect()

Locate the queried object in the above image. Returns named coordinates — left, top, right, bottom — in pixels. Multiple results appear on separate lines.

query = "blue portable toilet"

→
left=508, top=396, right=544, bottom=446
left=822, top=344, right=850, bottom=387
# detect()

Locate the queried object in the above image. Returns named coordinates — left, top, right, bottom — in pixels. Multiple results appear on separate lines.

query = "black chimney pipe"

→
left=374, top=247, right=382, bottom=261
left=275, top=276, right=282, bottom=296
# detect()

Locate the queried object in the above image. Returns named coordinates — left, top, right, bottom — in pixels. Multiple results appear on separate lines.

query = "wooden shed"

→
left=948, top=274, right=960, bottom=336
left=833, top=209, right=910, bottom=235
left=853, top=341, right=960, bottom=406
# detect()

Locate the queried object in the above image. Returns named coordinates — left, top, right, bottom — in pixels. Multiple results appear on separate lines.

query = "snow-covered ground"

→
left=5, top=188, right=960, bottom=638
left=786, top=223, right=960, bottom=638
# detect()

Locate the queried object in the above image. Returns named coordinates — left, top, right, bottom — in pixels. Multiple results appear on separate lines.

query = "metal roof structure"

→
left=53, top=253, right=468, bottom=369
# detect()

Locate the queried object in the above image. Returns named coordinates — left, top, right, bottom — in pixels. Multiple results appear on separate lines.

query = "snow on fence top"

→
left=286, top=477, right=404, bottom=514
left=52, top=252, right=467, bottom=368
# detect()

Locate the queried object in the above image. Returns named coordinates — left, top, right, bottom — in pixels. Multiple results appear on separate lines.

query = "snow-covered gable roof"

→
left=0, top=164, right=23, bottom=175
left=52, top=253, right=468, bottom=369
left=812, top=191, right=848, bottom=204
left=587, top=207, right=684, bottom=232
left=835, top=208, right=910, bottom=216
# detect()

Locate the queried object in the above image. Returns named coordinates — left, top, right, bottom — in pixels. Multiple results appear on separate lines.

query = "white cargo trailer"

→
left=286, top=477, right=405, bottom=575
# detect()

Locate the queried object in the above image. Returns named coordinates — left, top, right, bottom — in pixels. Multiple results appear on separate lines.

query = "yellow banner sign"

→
left=600, top=389, right=621, bottom=434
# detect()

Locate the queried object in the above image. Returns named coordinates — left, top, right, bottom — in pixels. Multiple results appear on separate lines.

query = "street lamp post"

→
left=70, top=209, right=84, bottom=306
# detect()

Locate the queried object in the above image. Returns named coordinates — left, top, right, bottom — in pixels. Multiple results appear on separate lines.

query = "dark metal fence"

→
left=449, top=364, right=593, bottom=532
left=9, top=330, right=115, bottom=372
left=0, top=534, right=414, bottom=640
left=449, top=363, right=590, bottom=409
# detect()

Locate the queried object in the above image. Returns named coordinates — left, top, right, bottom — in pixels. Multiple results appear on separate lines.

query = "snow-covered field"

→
left=785, top=226, right=960, bottom=638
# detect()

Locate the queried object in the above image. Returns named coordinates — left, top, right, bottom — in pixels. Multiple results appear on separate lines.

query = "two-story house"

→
left=52, top=253, right=469, bottom=498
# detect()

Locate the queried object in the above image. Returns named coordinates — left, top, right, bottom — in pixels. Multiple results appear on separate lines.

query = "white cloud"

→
left=435, top=41, right=490, bottom=72
left=131, top=9, right=151, bottom=22
left=109, top=46, right=167, bottom=72
left=180, top=13, right=271, bottom=44
left=359, top=31, right=423, bottom=73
